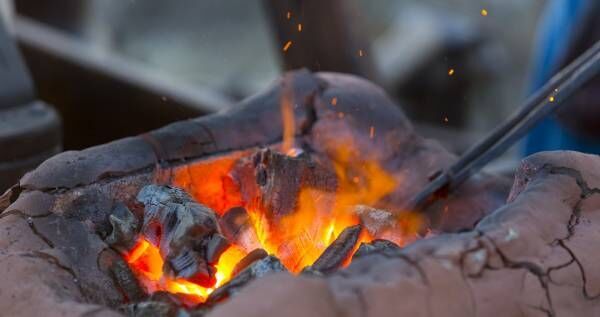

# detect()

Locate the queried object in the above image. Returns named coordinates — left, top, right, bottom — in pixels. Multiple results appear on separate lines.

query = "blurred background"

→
left=0, top=0, right=554, bottom=190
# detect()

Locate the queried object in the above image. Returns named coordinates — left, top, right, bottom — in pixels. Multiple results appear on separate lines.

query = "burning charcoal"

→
left=353, top=205, right=394, bottom=236
left=136, top=185, right=222, bottom=287
left=107, top=254, right=146, bottom=302
left=231, top=249, right=268, bottom=277
left=305, top=224, right=362, bottom=275
left=204, top=233, right=230, bottom=265
left=219, top=207, right=261, bottom=252
left=352, top=239, right=402, bottom=260
left=206, top=255, right=286, bottom=304
left=233, top=148, right=337, bottom=219
left=123, top=298, right=182, bottom=317
left=106, top=203, right=140, bottom=252
left=167, top=248, right=212, bottom=285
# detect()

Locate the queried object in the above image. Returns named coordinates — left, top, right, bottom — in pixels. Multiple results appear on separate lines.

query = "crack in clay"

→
left=542, top=165, right=600, bottom=301
left=5, top=210, right=56, bottom=248
left=545, top=165, right=600, bottom=241
left=0, top=208, right=53, bottom=220
left=19, top=250, right=86, bottom=299
left=557, top=240, right=600, bottom=300
left=479, top=232, right=556, bottom=317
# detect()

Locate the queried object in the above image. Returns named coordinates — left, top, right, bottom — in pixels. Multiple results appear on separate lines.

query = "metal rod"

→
left=408, top=40, right=600, bottom=212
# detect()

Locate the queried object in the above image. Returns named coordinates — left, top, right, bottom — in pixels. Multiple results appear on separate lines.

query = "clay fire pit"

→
left=1, top=70, right=597, bottom=317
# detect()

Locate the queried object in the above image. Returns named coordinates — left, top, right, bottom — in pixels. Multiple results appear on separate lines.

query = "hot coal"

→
left=137, top=185, right=224, bottom=287
left=218, top=207, right=260, bottom=252
left=107, top=253, right=146, bottom=302
left=123, top=292, right=183, bottom=317
left=106, top=203, right=140, bottom=253
left=206, top=255, right=287, bottom=304
left=352, top=239, right=401, bottom=260
left=204, top=234, right=230, bottom=265
left=305, top=224, right=362, bottom=275
left=231, top=249, right=268, bottom=277
left=233, top=148, right=337, bottom=219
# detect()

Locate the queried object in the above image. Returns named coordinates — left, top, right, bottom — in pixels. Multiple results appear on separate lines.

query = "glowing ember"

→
left=283, top=40, right=293, bottom=52
left=125, top=239, right=246, bottom=305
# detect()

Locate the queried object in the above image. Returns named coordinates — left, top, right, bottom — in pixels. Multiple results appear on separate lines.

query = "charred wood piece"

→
left=136, top=185, right=224, bottom=287
left=108, top=255, right=146, bottom=302
left=218, top=207, right=261, bottom=252
left=306, top=224, right=362, bottom=274
left=207, top=255, right=286, bottom=304
left=122, top=291, right=198, bottom=316
left=231, top=248, right=269, bottom=278
left=106, top=203, right=140, bottom=253
left=234, top=148, right=337, bottom=219
left=352, top=239, right=401, bottom=260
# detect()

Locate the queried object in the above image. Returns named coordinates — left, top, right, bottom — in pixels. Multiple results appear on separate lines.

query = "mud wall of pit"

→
left=0, top=70, right=507, bottom=317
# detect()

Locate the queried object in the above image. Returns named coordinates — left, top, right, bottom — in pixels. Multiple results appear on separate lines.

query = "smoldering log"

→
left=136, top=185, right=225, bottom=287
left=233, top=148, right=337, bottom=219
left=305, top=224, right=362, bottom=275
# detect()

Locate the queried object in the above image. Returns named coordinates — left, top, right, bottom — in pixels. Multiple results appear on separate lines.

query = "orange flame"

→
left=125, top=239, right=246, bottom=305
left=280, top=78, right=296, bottom=155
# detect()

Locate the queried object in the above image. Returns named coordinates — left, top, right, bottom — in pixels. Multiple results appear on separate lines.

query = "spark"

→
left=448, top=68, right=455, bottom=76
left=283, top=41, right=293, bottom=52
left=298, top=24, right=302, bottom=32
left=443, top=116, right=449, bottom=123
left=286, top=11, right=291, bottom=19
left=481, top=9, right=488, bottom=16
left=549, top=96, right=555, bottom=103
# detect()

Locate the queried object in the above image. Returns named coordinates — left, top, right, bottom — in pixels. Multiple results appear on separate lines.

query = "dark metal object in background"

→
left=14, top=16, right=231, bottom=151
left=0, top=17, right=61, bottom=192
left=263, top=0, right=378, bottom=82
left=0, top=15, right=34, bottom=109
left=409, top=40, right=600, bottom=213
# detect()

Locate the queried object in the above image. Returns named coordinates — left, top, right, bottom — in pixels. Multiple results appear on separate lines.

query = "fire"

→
left=126, top=104, right=424, bottom=305
left=125, top=238, right=246, bottom=305
left=280, top=78, right=296, bottom=155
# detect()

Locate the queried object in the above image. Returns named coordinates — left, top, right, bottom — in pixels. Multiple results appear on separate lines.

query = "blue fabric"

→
left=523, top=0, right=599, bottom=155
